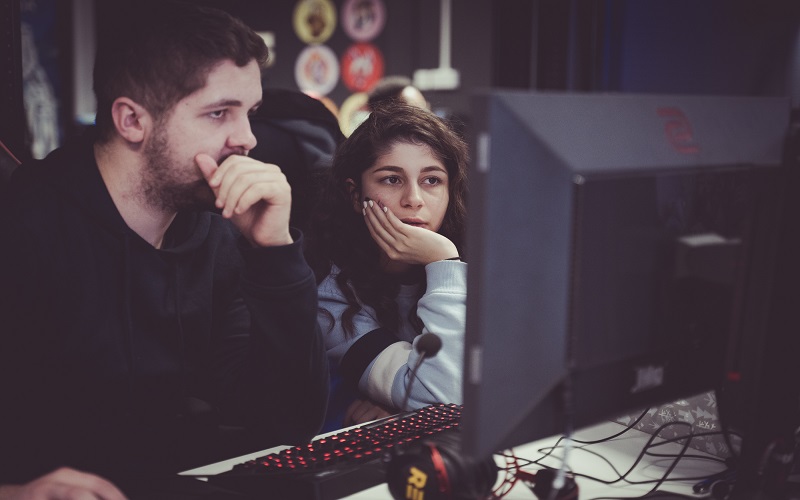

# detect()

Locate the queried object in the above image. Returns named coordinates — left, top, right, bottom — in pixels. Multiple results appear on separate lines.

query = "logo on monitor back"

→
left=657, top=107, right=700, bottom=154
left=631, top=364, right=665, bottom=394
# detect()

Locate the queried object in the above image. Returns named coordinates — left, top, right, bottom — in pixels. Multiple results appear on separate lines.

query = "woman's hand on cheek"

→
left=362, top=200, right=458, bottom=265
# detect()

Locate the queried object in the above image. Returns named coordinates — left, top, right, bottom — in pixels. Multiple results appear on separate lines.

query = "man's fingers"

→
left=51, top=467, right=127, bottom=499
left=210, top=160, right=286, bottom=216
left=194, top=153, right=219, bottom=185
left=216, top=169, right=263, bottom=216
left=230, top=181, right=290, bottom=217
left=26, top=468, right=128, bottom=500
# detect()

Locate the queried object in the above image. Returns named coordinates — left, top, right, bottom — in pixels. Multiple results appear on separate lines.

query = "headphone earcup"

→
left=435, top=434, right=498, bottom=499
left=385, top=433, right=498, bottom=500
left=386, top=441, right=443, bottom=499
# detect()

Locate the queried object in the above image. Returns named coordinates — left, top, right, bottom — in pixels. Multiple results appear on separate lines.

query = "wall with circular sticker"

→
left=340, top=42, right=384, bottom=92
left=293, top=0, right=337, bottom=45
left=341, top=0, right=386, bottom=42
left=181, top=0, right=493, bottom=125
left=294, top=44, right=340, bottom=96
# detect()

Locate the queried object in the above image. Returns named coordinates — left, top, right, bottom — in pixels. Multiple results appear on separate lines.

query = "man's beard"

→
left=141, top=130, right=216, bottom=213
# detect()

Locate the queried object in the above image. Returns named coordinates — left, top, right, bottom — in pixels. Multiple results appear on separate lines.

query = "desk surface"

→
left=183, top=420, right=726, bottom=499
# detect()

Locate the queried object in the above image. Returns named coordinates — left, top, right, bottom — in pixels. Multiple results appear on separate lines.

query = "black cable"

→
left=644, top=430, right=732, bottom=465
left=515, top=419, right=731, bottom=499
left=530, top=407, right=653, bottom=467
left=640, top=425, right=693, bottom=494
left=535, top=438, right=720, bottom=487
left=545, top=421, right=723, bottom=491
left=536, top=420, right=693, bottom=485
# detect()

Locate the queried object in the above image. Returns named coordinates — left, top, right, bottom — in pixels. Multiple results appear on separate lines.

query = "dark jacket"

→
left=0, top=135, right=329, bottom=484
left=248, top=88, right=345, bottom=233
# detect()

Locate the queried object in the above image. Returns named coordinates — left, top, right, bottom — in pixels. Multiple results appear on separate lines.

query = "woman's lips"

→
left=401, top=218, right=426, bottom=227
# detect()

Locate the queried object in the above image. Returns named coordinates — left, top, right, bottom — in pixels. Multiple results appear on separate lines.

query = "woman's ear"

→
left=346, top=178, right=362, bottom=213
left=111, top=97, right=152, bottom=144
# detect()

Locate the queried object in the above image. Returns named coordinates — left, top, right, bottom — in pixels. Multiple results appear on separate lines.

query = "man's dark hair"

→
left=93, top=1, right=269, bottom=142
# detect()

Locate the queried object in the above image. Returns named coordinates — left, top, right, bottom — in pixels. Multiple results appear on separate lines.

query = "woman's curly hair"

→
left=305, top=102, right=469, bottom=338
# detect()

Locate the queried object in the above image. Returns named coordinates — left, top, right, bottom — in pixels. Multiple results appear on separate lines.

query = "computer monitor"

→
left=461, top=90, right=791, bottom=461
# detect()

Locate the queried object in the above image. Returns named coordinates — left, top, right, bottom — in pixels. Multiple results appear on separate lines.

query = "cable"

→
left=507, top=417, right=730, bottom=499
left=526, top=421, right=723, bottom=495
left=531, top=407, right=653, bottom=468
left=0, top=139, right=22, bottom=165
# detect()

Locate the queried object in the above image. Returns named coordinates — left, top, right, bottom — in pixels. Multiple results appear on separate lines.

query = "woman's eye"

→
left=209, top=109, right=227, bottom=119
left=423, top=176, right=444, bottom=185
left=381, top=176, right=401, bottom=185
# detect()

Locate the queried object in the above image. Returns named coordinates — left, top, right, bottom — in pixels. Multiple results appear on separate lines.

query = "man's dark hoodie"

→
left=0, top=134, right=329, bottom=485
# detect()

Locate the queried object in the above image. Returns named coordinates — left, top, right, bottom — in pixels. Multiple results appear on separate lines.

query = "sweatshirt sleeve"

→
left=219, top=229, right=329, bottom=444
left=320, top=260, right=466, bottom=412
left=385, top=260, right=466, bottom=410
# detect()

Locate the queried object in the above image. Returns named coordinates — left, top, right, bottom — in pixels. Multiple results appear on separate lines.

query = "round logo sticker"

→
left=341, top=0, right=386, bottom=42
left=294, top=44, right=340, bottom=96
left=293, top=0, right=337, bottom=44
left=340, top=43, right=384, bottom=93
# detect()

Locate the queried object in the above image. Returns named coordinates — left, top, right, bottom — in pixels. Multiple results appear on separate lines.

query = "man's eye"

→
left=210, top=110, right=227, bottom=119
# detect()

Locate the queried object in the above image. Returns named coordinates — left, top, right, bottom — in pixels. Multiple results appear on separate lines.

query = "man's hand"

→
left=0, top=468, right=127, bottom=500
left=344, top=398, right=396, bottom=427
left=363, top=200, right=458, bottom=265
left=196, top=154, right=293, bottom=247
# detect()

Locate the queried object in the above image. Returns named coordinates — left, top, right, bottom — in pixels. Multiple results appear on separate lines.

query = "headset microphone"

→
left=400, top=333, right=442, bottom=411
left=416, top=332, right=442, bottom=357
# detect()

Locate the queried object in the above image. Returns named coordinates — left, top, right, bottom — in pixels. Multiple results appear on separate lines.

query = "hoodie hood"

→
left=35, top=132, right=212, bottom=253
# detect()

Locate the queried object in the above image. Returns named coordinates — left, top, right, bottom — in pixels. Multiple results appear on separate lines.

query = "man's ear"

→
left=345, top=178, right=362, bottom=213
left=110, top=97, right=151, bottom=144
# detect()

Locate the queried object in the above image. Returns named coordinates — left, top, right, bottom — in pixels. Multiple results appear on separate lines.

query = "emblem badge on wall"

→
left=293, top=0, right=337, bottom=44
left=341, top=0, right=386, bottom=42
left=340, top=42, right=384, bottom=92
left=294, top=44, right=340, bottom=96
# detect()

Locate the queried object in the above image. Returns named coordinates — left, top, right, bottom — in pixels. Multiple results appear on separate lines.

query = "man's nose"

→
left=229, top=117, right=257, bottom=152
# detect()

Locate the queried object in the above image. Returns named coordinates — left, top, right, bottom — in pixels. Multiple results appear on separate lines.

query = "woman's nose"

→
left=402, top=183, right=424, bottom=207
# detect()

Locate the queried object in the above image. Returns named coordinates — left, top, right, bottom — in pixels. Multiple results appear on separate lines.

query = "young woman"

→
left=306, top=102, right=469, bottom=430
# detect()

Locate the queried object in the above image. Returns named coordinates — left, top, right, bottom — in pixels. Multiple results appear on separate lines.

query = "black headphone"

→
left=386, top=432, right=581, bottom=500
left=385, top=432, right=498, bottom=500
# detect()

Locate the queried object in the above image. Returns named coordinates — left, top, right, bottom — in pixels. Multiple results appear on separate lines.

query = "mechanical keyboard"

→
left=208, top=403, right=462, bottom=500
